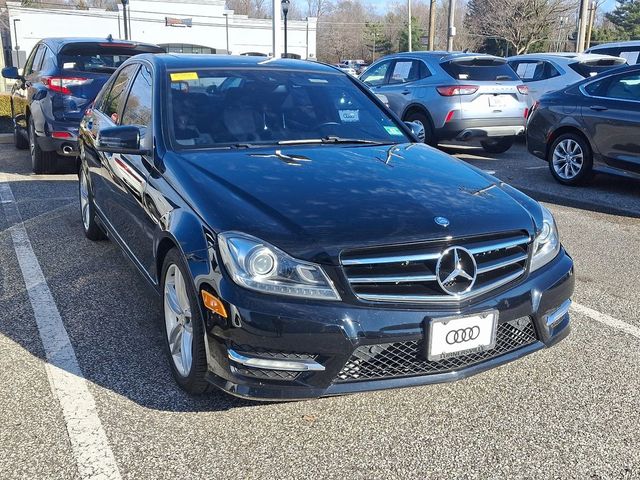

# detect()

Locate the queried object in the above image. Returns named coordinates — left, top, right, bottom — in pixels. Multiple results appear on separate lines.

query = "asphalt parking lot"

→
left=1, top=142, right=639, bottom=480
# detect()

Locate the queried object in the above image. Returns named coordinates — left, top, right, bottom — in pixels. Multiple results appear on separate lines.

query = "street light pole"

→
left=281, top=0, right=289, bottom=57
left=223, top=12, right=230, bottom=53
left=12, top=18, right=20, bottom=68
left=407, top=0, right=412, bottom=52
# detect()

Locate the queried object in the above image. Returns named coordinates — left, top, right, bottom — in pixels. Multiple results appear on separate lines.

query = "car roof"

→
left=40, top=37, right=162, bottom=53
left=141, top=54, right=341, bottom=74
left=507, top=52, right=625, bottom=64
left=376, top=51, right=504, bottom=63
left=588, top=40, right=640, bottom=50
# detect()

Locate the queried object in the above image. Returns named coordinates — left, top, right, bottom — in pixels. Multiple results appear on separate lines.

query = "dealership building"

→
left=4, top=0, right=317, bottom=66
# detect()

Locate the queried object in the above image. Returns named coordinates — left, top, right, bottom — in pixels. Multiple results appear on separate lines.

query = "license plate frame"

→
left=426, top=311, right=498, bottom=361
left=488, top=95, right=508, bottom=108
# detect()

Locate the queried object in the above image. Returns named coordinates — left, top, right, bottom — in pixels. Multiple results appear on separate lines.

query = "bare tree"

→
left=465, top=0, right=573, bottom=54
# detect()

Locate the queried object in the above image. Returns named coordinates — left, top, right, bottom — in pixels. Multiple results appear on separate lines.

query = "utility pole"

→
left=121, top=0, right=129, bottom=40
left=447, top=0, right=456, bottom=52
left=576, top=0, right=589, bottom=52
left=428, top=0, right=436, bottom=50
left=586, top=1, right=596, bottom=51
left=408, top=0, right=412, bottom=52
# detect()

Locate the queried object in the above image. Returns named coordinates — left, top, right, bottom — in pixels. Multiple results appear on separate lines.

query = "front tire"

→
left=548, top=133, right=593, bottom=186
left=79, top=166, right=106, bottom=241
left=161, top=249, right=210, bottom=395
left=481, top=136, right=514, bottom=154
left=29, top=118, right=58, bottom=174
left=403, top=110, right=435, bottom=146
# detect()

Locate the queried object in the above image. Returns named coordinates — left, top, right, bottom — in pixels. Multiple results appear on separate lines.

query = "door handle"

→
left=401, top=90, right=410, bottom=95
left=589, top=105, right=608, bottom=111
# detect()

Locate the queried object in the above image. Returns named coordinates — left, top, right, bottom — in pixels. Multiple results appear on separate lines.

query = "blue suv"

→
left=2, top=37, right=164, bottom=173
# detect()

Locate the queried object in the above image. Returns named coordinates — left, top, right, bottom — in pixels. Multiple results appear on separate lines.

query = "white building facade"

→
left=6, top=0, right=317, bottom=63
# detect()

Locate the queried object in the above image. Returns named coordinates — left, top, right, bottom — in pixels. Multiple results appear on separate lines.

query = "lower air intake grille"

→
left=229, top=345, right=317, bottom=381
left=336, top=317, right=536, bottom=382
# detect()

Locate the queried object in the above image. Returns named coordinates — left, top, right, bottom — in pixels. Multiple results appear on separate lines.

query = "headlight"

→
left=530, top=205, right=561, bottom=272
left=218, top=232, right=341, bottom=301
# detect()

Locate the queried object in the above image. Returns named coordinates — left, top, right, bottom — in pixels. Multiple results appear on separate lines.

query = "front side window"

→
left=23, top=44, right=43, bottom=76
left=168, top=68, right=410, bottom=148
left=361, top=61, right=391, bottom=86
left=121, top=65, right=152, bottom=131
left=101, top=64, right=138, bottom=123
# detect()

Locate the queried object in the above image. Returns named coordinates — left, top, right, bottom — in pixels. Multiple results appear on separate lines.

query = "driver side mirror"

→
left=405, top=121, right=426, bottom=143
left=96, top=125, right=150, bottom=155
left=2, top=66, right=22, bottom=80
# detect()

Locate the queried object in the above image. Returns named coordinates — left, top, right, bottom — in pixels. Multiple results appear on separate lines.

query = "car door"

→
left=580, top=70, right=640, bottom=173
left=378, top=59, right=431, bottom=117
left=360, top=59, right=393, bottom=106
left=12, top=44, right=44, bottom=133
left=107, top=63, right=157, bottom=275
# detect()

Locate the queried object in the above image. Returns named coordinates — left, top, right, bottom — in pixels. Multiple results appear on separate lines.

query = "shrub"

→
left=0, top=93, right=11, bottom=118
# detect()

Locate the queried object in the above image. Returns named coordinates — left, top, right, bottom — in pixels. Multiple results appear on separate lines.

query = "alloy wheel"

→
left=79, top=169, right=90, bottom=231
left=552, top=139, right=584, bottom=180
left=164, top=264, right=193, bottom=377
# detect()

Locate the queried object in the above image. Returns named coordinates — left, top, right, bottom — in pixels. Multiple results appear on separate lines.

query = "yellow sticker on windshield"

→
left=170, top=72, right=199, bottom=81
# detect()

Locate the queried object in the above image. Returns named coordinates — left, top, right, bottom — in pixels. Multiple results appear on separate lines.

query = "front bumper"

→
left=437, top=117, right=526, bottom=141
left=204, top=249, right=574, bottom=401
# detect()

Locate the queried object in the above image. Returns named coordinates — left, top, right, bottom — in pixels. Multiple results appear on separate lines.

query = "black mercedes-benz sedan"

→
left=527, top=64, right=640, bottom=185
left=78, top=54, right=574, bottom=400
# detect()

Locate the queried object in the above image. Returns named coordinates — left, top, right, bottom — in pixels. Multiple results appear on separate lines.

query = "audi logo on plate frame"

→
left=445, top=326, right=481, bottom=344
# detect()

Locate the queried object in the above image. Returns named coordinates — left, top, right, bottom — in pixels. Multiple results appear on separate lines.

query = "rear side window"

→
left=58, top=43, right=164, bottom=74
left=40, top=47, right=57, bottom=72
left=569, top=59, right=626, bottom=78
left=442, top=58, right=519, bottom=81
left=511, top=61, right=559, bottom=81
left=601, top=72, right=640, bottom=101
left=100, top=64, right=138, bottom=123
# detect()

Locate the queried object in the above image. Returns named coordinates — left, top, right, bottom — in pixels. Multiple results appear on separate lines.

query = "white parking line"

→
left=572, top=302, right=640, bottom=340
left=0, top=177, right=122, bottom=480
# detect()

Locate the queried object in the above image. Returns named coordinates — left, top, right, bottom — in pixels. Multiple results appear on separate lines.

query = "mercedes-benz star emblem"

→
left=435, top=246, right=478, bottom=295
left=434, top=216, right=450, bottom=227
left=446, top=326, right=480, bottom=344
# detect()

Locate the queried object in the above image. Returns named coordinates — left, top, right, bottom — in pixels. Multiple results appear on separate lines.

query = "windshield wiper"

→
left=278, top=136, right=393, bottom=146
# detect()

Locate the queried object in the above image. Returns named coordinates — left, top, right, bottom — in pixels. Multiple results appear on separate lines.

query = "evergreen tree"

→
left=398, top=16, right=425, bottom=52
left=606, top=0, right=640, bottom=39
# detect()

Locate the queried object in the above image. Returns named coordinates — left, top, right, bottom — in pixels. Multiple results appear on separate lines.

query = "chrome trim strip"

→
left=467, top=236, right=530, bottom=255
left=546, top=299, right=572, bottom=327
left=476, top=252, right=528, bottom=274
left=356, top=269, right=524, bottom=303
left=227, top=349, right=325, bottom=372
left=342, top=251, right=441, bottom=265
left=348, top=273, right=437, bottom=284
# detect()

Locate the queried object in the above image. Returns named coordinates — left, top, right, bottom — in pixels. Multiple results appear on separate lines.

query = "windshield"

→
left=167, top=68, right=410, bottom=148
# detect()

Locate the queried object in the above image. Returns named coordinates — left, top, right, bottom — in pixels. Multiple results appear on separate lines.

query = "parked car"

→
left=527, top=64, right=640, bottom=185
left=335, top=63, right=358, bottom=76
left=341, top=59, right=368, bottom=75
left=1, top=37, right=164, bottom=173
left=586, top=41, right=640, bottom=65
left=78, top=54, right=573, bottom=400
left=507, top=53, right=626, bottom=101
left=360, top=52, right=530, bottom=153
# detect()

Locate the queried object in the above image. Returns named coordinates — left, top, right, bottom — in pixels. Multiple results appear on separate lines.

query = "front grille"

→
left=336, top=317, right=536, bottom=382
left=341, top=231, right=530, bottom=304
left=229, top=344, right=317, bottom=382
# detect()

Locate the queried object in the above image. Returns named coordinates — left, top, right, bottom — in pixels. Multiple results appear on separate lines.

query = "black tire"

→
left=29, top=117, right=58, bottom=174
left=78, top=165, right=107, bottom=241
left=481, top=136, right=515, bottom=154
left=14, top=123, right=29, bottom=150
left=547, top=133, right=594, bottom=186
left=403, top=110, right=436, bottom=146
left=161, top=248, right=210, bottom=395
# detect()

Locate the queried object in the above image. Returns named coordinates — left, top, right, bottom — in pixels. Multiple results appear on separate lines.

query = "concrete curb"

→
left=0, top=133, right=13, bottom=144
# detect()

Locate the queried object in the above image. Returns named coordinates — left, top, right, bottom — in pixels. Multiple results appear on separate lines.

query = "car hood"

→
left=166, top=143, right=539, bottom=264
